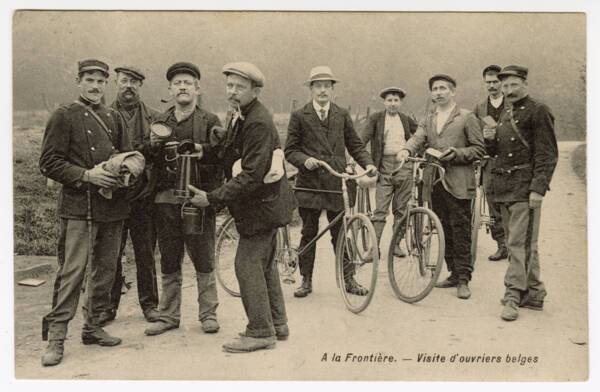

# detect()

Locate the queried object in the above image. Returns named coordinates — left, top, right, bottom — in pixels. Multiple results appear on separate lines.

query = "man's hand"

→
left=365, top=164, right=378, bottom=177
left=395, top=150, right=410, bottom=165
left=304, top=157, right=321, bottom=171
left=83, top=165, right=118, bottom=188
left=149, top=131, right=163, bottom=147
left=529, top=191, right=544, bottom=209
left=439, top=147, right=457, bottom=162
left=188, top=184, right=210, bottom=207
left=483, top=126, right=497, bottom=141
left=191, top=143, right=204, bottom=159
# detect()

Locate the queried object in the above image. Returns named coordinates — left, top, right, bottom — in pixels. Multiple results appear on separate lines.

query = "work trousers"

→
left=482, top=166, right=506, bottom=245
left=372, top=165, right=413, bottom=243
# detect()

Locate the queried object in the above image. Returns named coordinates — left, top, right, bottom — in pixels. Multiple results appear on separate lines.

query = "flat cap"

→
left=498, top=65, right=528, bottom=81
left=166, top=62, right=201, bottom=81
left=428, top=74, right=457, bottom=90
left=78, top=59, right=109, bottom=77
left=222, top=62, right=265, bottom=87
left=305, top=65, right=339, bottom=86
left=482, top=64, right=502, bottom=77
left=379, top=86, right=406, bottom=99
left=115, top=65, right=145, bottom=81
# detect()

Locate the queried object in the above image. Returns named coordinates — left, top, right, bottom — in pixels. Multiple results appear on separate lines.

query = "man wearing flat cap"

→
left=39, top=59, right=132, bottom=366
left=188, top=61, right=293, bottom=353
left=487, top=65, right=558, bottom=321
left=473, top=65, right=509, bottom=262
left=398, top=74, right=485, bottom=300
left=100, top=65, right=161, bottom=326
left=143, top=61, right=223, bottom=336
left=361, top=86, right=418, bottom=257
left=285, top=66, right=377, bottom=298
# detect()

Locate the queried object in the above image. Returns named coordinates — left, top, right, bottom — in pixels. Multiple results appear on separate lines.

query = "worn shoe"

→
left=435, top=276, right=459, bottom=288
left=223, top=335, right=277, bottom=353
left=239, top=325, right=289, bottom=341
left=97, top=310, right=116, bottom=327
left=143, top=308, right=161, bottom=323
left=345, top=277, right=369, bottom=296
left=81, top=329, right=122, bottom=346
left=456, top=281, right=471, bottom=299
left=41, top=339, right=64, bottom=366
left=294, top=276, right=312, bottom=298
left=488, top=246, right=509, bottom=261
left=144, top=320, right=178, bottom=336
left=501, top=301, right=519, bottom=321
left=201, top=318, right=220, bottom=334
left=500, top=297, right=544, bottom=311
left=394, top=244, right=407, bottom=257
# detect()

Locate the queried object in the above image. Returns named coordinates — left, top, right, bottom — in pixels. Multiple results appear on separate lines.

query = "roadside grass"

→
left=571, top=143, right=586, bottom=181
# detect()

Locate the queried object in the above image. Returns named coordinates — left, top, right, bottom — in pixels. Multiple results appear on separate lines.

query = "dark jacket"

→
left=151, top=105, right=223, bottom=193
left=39, top=97, right=132, bottom=222
left=285, top=102, right=373, bottom=211
left=485, top=95, right=558, bottom=202
left=207, top=98, right=294, bottom=237
left=361, top=110, right=418, bottom=169
left=405, top=105, right=485, bottom=200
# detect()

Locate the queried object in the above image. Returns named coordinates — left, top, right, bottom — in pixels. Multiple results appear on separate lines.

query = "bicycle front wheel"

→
left=335, top=214, right=379, bottom=313
left=470, top=186, right=483, bottom=265
left=388, top=207, right=445, bottom=303
left=215, top=216, right=241, bottom=297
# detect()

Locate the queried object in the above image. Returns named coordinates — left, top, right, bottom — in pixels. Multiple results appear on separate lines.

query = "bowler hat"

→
left=380, top=86, right=406, bottom=99
left=78, top=59, right=109, bottom=77
left=428, top=74, right=456, bottom=90
left=498, top=65, right=528, bottom=81
left=222, top=62, right=265, bottom=87
left=166, top=62, right=201, bottom=81
left=115, top=65, right=145, bottom=81
left=304, top=66, right=339, bottom=86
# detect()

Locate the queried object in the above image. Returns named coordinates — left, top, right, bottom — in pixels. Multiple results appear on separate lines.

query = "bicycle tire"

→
left=335, top=214, right=379, bottom=313
left=214, top=216, right=241, bottom=297
left=471, top=186, right=483, bottom=265
left=388, top=207, right=445, bottom=303
left=355, top=187, right=374, bottom=261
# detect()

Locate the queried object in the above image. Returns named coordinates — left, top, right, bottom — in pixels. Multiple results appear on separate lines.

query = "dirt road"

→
left=13, top=142, right=587, bottom=381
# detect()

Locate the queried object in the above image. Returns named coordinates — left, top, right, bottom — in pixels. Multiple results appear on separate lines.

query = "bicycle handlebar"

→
left=393, top=156, right=446, bottom=178
left=316, top=160, right=375, bottom=180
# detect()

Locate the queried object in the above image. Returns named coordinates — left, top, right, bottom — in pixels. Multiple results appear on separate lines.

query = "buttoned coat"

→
left=485, top=95, right=558, bottom=202
left=285, top=102, right=373, bottom=211
left=405, top=105, right=485, bottom=200
left=39, top=98, right=132, bottom=222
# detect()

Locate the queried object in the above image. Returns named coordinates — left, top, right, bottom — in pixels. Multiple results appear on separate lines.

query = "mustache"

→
left=87, top=89, right=101, bottom=94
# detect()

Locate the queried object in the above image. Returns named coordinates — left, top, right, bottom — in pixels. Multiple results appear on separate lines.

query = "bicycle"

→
left=387, top=153, right=446, bottom=303
left=470, top=156, right=494, bottom=265
left=214, top=160, right=380, bottom=313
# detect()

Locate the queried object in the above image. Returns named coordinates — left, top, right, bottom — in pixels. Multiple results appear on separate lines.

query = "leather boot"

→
left=41, top=339, right=64, bottom=366
left=223, top=335, right=276, bottom=353
left=294, top=275, right=312, bottom=298
left=144, top=271, right=181, bottom=336
left=488, top=242, right=509, bottom=261
left=456, top=280, right=471, bottom=300
left=196, top=272, right=220, bottom=333
left=501, top=300, right=519, bottom=321
left=81, top=329, right=122, bottom=346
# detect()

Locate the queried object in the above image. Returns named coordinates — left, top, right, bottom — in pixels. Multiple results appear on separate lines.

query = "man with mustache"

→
left=188, top=62, right=293, bottom=352
left=397, top=74, right=485, bottom=300
left=143, top=62, right=222, bottom=336
left=285, top=66, right=377, bottom=298
left=488, top=66, right=558, bottom=321
left=101, top=66, right=161, bottom=325
left=39, top=59, right=131, bottom=366
left=361, top=86, right=418, bottom=257
left=473, top=65, right=508, bottom=261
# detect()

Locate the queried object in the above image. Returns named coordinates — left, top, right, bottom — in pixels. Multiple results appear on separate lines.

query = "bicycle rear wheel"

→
left=335, top=214, right=379, bottom=313
left=215, top=216, right=241, bottom=297
left=470, top=186, right=483, bottom=265
left=388, top=207, right=445, bottom=303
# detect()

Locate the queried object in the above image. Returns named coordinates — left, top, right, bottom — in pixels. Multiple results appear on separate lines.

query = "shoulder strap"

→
left=507, top=107, right=531, bottom=151
left=73, top=100, right=114, bottom=142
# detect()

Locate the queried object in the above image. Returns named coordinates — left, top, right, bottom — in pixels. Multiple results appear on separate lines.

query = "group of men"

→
left=38, top=58, right=558, bottom=367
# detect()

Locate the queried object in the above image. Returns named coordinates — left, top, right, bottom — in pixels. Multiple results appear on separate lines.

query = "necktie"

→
left=320, top=108, right=327, bottom=122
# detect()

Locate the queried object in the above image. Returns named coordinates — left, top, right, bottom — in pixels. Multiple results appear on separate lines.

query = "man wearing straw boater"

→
left=40, top=59, right=131, bottom=366
left=143, top=62, right=222, bottom=337
left=285, top=66, right=377, bottom=298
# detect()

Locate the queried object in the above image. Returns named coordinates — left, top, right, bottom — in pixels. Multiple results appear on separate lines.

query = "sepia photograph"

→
left=4, top=2, right=596, bottom=386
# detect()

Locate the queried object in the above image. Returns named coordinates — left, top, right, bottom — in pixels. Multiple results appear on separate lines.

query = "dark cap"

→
left=115, top=65, right=145, bottom=81
left=498, top=65, right=528, bottom=81
left=78, top=59, right=109, bottom=77
left=379, top=86, right=406, bottom=99
left=222, top=62, right=265, bottom=87
left=166, top=62, right=201, bottom=81
left=428, top=74, right=456, bottom=90
left=482, top=64, right=502, bottom=77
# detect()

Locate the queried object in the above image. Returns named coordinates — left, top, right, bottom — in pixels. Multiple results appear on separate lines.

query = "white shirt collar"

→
left=313, top=100, right=330, bottom=115
left=489, top=95, right=504, bottom=109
